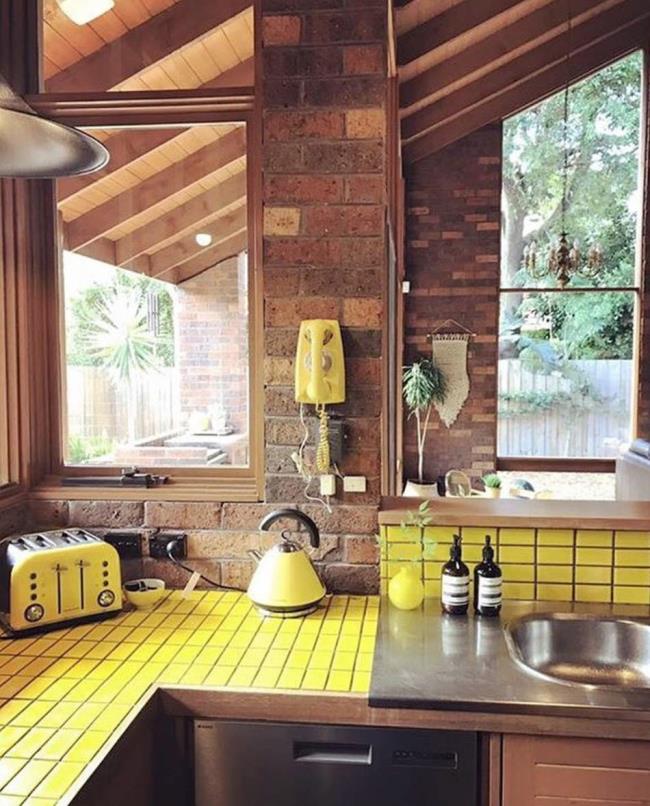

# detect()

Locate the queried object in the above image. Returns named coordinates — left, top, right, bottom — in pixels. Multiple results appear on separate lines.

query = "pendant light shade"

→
left=0, top=79, right=109, bottom=178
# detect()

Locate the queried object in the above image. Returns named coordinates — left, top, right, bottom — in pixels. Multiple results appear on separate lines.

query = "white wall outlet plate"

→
left=343, top=475, right=367, bottom=493
left=320, top=474, right=336, bottom=496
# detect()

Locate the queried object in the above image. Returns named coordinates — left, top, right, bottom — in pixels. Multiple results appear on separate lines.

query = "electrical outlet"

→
left=149, top=531, right=187, bottom=560
left=103, top=531, right=142, bottom=559
left=343, top=475, right=367, bottom=493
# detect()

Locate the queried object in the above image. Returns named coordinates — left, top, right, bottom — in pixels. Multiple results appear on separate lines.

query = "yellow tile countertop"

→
left=0, top=591, right=379, bottom=805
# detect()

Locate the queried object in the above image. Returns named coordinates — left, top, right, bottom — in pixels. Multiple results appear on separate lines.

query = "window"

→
left=31, top=0, right=260, bottom=495
left=498, top=52, right=643, bottom=463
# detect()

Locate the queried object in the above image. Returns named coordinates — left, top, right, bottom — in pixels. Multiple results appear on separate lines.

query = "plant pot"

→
left=402, top=479, right=439, bottom=498
left=484, top=487, right=501, bottom=499
left=388, top=565, right=425, bottom=610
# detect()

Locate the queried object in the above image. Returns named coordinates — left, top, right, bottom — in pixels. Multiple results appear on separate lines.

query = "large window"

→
left=58, top=124, right=250, bottom=470
left=498, top=52, right=643, bottom=462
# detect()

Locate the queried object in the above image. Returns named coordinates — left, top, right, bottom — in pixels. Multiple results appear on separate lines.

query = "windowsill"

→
left=29, top=475, right=262, bottom=503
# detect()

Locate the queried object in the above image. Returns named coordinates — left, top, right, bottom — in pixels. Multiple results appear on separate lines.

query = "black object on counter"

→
left=441, top=534, right=470, bottom=615
left=474, top=535, right=502, bottom=617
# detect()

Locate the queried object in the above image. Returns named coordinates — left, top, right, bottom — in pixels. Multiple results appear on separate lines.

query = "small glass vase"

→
left=388, top=564, right=425, bottom=610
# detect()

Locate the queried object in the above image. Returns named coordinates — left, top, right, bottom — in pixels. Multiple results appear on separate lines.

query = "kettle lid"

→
left=273, top=530, right=302, bottom=553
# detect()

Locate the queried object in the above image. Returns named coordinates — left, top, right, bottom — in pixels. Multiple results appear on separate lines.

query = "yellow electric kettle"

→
left=248, top=509, right=326, bottom=617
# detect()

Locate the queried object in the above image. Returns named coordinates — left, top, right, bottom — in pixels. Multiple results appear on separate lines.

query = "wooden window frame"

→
left=24, top=91, right=264, bottom=503
left=496, top=51, right=647, bottom=475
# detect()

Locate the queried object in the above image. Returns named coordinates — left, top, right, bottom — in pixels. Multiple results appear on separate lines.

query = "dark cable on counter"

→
left=165, top=539, right=244, bottom=592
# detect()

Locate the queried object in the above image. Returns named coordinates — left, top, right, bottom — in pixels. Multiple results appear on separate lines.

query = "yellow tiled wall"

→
left=380, top=526, right=650, bottom=604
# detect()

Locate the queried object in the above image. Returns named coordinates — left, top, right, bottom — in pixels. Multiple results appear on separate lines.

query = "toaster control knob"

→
left=97, top=590, right=115, bottom=608
left=24, top=603, right=44, bottom=623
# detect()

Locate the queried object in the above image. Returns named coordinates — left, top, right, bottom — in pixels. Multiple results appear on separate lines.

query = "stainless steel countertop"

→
left=369, top=599, right=650, bottom=719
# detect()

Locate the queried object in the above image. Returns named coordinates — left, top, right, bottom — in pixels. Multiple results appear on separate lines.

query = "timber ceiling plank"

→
left=397, top=0, right=525, bottom=66
left=164, top=230, right=248, bottom=284
left=46, top=0, right=250, bottom=93
left=399, top=0, right=618, bottom=110
left=114, top=169, right=247, bottom=265
left=403, top=14, right=648, bottom=163
left=66, top=127, right=246, bottom=252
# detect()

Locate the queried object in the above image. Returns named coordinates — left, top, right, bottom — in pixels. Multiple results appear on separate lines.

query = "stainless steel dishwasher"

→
left=194, top=720, right=478, bottom=805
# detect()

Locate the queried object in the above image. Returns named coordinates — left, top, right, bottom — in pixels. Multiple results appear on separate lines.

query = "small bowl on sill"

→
left=123, top=578, right=166, bottom=609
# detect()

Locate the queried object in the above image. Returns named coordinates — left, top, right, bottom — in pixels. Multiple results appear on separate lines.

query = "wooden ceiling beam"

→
left=403, top=14, right=649, bottom=163
left=397, top=0, right=524, bottom=67
left=57, top=57, right=254, bottom=204
left=114, top=169, right=247, bottom=266
left=46, top=0, right=250, bottom=93
left=400, top=0, right=616, bottom=110
left=165, top=230, right=248, bottom=285
left=65, top=126, right=246, bottom=252
left=136, top=204, right=247, bottom=277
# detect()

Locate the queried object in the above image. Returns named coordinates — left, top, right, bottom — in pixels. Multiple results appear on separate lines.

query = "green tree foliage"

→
left=502, top=51, right=642, bottom=361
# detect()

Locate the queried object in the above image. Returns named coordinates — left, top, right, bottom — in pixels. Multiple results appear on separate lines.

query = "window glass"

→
left=59, top=123, right=249, bottom=468
left=498, top=52, right=642, bottom=460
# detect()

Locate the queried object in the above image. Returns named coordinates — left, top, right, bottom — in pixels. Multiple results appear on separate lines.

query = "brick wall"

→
left=403, top=124, right=501, bottom=484
left=25, top=0, right=389, bottom=595
left=176, top=255, right=249, bottom=437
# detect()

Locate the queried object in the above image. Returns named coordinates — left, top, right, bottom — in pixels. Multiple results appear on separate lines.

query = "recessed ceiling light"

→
left=195, top=233, right=213, bottom=247
left=57, top=0, right=115, bottom=26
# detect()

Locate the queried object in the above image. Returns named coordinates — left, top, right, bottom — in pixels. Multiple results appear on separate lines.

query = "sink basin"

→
left=505, top=613, right=650, bottom=689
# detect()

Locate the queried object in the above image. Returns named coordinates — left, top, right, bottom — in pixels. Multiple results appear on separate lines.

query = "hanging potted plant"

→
left=402, top=358, right=447, bottom=497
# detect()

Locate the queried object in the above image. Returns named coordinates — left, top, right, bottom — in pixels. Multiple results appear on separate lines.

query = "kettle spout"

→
left=248, top=549, right=263, bottom=564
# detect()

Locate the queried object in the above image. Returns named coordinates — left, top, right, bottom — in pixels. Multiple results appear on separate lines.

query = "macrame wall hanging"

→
left=429, top=320, right=474, bottom=428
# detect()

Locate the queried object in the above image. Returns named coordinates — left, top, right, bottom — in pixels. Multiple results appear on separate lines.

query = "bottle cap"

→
left=450, top=534, right=462, bottom=560
left=483, top=535, right=494, bottom=562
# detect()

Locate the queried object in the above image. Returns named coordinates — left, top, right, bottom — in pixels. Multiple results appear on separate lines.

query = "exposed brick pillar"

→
left=404, top=125, right=502, bottom=484
left=261, top=0, right=388, bottom=548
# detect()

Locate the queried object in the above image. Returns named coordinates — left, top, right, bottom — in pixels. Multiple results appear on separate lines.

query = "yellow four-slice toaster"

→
left=0, top=529, right=122, bottom=633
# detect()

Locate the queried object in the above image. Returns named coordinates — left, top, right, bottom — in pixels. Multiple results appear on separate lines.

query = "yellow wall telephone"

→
left=295, top=320, right=346, bottom=476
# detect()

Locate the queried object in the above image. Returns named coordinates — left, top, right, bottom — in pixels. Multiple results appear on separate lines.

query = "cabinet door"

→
left=502, top=735, right=650, bottom=806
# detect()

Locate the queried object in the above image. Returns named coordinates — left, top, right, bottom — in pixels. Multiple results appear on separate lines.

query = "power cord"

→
left=165, top=538, right=244, bottom=592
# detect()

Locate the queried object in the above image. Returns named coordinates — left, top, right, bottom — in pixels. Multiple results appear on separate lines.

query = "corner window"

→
left=58, top=123, right=251, bottom=470
left=498, top=51, right=642, bottom=462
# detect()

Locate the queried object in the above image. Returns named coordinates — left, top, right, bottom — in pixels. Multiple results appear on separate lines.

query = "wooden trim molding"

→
left=496, top=458, right=616, bottom=474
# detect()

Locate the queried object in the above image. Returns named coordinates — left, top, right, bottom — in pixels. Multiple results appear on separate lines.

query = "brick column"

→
left=404, top=125, right=502, bottom=483
left=261, top=0, right=388, bottom=589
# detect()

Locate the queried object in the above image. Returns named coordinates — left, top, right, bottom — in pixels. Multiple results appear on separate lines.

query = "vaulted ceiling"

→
left=397, top=0, right=650, bottom=163
left=44, top=0, right=253, bottom=285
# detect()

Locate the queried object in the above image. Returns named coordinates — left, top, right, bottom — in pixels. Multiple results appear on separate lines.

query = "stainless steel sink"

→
left=505, top=613, right=650, bottom=689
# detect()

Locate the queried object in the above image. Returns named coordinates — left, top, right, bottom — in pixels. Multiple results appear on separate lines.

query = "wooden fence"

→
left=497, top=359, right=632, bottom=458
left=67, top=366, right=177, bottom=443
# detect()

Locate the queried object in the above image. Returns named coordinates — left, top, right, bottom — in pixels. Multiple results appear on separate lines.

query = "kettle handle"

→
left=258, top=509, right=320, bottom=549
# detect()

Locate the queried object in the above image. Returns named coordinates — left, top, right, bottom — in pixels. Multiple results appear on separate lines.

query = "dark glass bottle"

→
left=441, top=534, right=470, bottom=615
left=474, top=535, right=502, bottom=617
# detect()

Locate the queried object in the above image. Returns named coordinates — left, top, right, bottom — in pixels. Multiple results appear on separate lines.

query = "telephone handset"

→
left=295, top=319, right=346, bottom=405
left=295, top=320, right=346, bottom=478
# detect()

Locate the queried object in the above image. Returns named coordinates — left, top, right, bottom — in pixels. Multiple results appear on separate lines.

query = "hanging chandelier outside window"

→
left=522, top=2, right=603, bottom=289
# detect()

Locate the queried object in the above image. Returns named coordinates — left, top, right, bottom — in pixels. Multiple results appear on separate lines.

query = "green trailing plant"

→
left=403, top=358, right=447, bottom=483
left=482, top=473, right=502, bottom=490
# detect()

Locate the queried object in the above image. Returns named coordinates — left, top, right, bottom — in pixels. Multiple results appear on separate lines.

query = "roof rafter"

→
left=65, top=126, right=246, bottom=252
left=166, top=230, right=248, bottom=285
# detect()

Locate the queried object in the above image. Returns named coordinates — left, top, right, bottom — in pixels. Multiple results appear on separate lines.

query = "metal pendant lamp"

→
left=0, top=77, right=109, bottom=178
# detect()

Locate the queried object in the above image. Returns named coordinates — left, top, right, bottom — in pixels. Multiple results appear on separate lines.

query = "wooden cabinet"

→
left=502, top=735, right=650, bottom=805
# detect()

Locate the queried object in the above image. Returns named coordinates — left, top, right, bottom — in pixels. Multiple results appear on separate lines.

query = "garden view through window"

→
left=498, top=52, right=642, bottom=460
left=59, top=123, right=250, bottom=469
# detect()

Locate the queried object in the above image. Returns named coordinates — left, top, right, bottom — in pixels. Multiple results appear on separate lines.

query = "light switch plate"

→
left=320, top=474, right=336, bottom=496
left=343, top=475, right=367, bottom=493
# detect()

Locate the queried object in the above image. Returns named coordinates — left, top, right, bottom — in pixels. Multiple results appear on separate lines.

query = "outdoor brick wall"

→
left=175, top=255, right=249, bottom=437
left=403, top=124, right=502, bottom=485
left=27, top=0, right=389, bottom=596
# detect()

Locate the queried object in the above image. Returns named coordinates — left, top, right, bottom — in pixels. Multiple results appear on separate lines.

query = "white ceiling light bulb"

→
left=195, top=233, right=213, bottom=248
left=57, top=0, right=115, bottom=26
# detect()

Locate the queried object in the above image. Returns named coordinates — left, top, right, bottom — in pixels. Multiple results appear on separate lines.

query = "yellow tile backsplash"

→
left=379, top=525, right=650, bottom=606
left=0, top=591, right=378, bottom=803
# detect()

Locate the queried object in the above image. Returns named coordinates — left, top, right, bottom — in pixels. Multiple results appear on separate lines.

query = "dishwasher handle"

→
left=293, top=741, right=372, bottom=766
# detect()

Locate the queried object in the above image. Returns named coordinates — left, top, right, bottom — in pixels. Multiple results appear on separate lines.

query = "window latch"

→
left=62, top=466, right=168, bottom=488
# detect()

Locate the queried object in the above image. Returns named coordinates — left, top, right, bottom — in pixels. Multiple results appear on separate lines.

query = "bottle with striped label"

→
left=474, top=535, right=502, bottom=617
left=441, top=534, right=470, bottom=615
